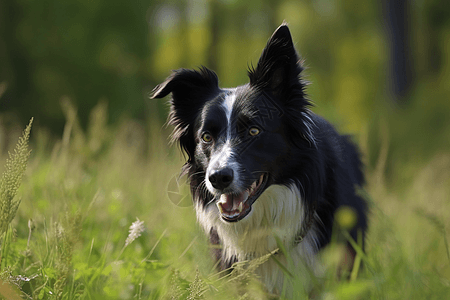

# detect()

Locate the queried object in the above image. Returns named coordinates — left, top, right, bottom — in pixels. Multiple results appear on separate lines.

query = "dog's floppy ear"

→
left=151, top=66, right=220, bottom=135
left=151, top=67, right=220, bottom=163
left=151, top=67, right=219, bottom=105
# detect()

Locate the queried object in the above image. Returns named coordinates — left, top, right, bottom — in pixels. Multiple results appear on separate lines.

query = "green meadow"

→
left=0, top=97, right=449, bottom=299
left=1, top=0, right=450, bottom=298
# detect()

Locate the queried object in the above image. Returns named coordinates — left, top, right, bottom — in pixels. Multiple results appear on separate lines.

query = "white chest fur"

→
left=196, top=184, right=320, bottom=293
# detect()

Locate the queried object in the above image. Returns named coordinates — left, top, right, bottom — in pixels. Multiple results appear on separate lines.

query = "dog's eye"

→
left=201, top=132, right=213, bottom=143
left=249, top=127, right=260, bottom=136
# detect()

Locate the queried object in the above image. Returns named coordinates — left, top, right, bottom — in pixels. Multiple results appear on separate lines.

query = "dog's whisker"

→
left=188, top=171, right=205, bottom=180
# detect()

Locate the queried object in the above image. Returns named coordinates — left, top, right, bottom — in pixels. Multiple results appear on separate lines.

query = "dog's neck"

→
left=196, top=183, right=321, bottom=294
left=196, top=184, right=319, bottom=262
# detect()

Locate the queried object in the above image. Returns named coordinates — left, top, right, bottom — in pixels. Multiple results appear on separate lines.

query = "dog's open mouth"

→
left=216, top=173, right=268, bottom=222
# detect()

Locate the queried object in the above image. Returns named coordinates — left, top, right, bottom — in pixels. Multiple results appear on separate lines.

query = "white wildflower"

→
left=125, top=218, right=145, bottom=247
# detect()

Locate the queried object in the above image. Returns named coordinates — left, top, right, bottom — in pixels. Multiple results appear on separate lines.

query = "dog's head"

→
left=152, top=24, right=315, bottom=222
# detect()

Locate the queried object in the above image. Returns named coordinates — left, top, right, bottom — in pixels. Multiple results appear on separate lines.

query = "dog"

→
left=151, top=23, right=367, bottom=295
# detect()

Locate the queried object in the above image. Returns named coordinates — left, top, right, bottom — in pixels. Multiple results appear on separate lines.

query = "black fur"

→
left=152, top=23, right=367, bottom=278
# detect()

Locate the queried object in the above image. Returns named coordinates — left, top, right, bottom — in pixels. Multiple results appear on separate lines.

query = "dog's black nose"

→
left=209, top=168, right=234, bottom=190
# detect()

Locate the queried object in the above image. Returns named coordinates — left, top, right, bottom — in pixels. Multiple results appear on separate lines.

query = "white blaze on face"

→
left=205, top=90, right=240, bottom=193
left=208, top=141, right=233, bottom=170
left=222, top=90, right=236, bottom=133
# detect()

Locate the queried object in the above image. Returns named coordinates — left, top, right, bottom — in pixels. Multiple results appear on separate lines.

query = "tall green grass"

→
left=0, top=101, right=449, bottom=299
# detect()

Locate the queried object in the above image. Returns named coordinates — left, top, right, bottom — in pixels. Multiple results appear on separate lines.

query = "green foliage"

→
left=0, top=118, right=33, bottom=237
left=2, top=0, right=449, bottom=140
left=0, top=99, right=448, bottom=299
left=53, top=212, right=82, bottom=299
left=187, top=269, right=205, bottom=300
left=1, top=0, right=450, bottom=296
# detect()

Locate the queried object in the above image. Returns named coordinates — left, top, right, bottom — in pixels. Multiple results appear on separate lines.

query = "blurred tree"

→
left=1, top=0, right=449, bottom=151
left=208, top=0, right=221, bottom=72
left=422, top=0, right=450, bottom=75
left=0, top=0, right=153, bottom=133
left=384, top=0, right=413, bottom=103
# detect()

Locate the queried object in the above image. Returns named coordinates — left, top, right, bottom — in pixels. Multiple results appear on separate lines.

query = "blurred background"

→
left=1, top=0, right=450, bottom=183
left=1, top=1, right=450, bottom=297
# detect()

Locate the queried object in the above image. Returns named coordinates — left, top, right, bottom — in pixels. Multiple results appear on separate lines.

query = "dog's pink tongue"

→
left=218, top=194, right=234, bottom=211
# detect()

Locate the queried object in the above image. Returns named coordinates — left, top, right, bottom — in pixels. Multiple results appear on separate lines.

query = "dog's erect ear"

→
left=248, top=23, right=303, bottom=96
left=249, top=24, right=316, bottom=147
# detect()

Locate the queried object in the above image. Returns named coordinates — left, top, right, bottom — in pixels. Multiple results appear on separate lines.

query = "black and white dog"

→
left=152, top=23, right=367, bottom=294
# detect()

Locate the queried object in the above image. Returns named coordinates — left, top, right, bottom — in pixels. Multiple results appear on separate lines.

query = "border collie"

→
left=152, top=23, right=367, bottom=294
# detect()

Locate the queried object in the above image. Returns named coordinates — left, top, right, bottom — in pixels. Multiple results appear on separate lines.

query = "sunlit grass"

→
left=0, top=101, right=449, bottom=299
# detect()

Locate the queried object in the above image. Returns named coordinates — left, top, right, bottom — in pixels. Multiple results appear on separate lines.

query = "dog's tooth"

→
left=217, top=194, right=228, bottom=213
left=238, top=202, right=243, bottom=213
left=219, top=194, right=227, bottom=204
left=217, top=202, right=223, bottom=213
left=250, top=182, right=256, bottom=194
left=242, top=191, right=249, bottom=203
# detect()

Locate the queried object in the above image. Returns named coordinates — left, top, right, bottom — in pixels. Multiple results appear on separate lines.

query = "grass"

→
left=0, top=100, right=449, bottom=299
